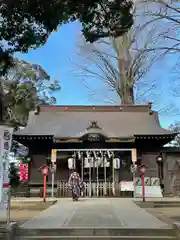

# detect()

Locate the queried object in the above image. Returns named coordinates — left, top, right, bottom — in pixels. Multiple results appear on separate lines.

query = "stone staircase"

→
left=17, top=227, right=178, bottom=240
left=136, top=201, right=180, bottom=208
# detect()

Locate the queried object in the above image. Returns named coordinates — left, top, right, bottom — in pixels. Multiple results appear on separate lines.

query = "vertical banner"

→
left=20, top=162, right=29, bottom=182
left=0, top=126, right=13, bottom=209
left=68, top=157, right=76, bottom=169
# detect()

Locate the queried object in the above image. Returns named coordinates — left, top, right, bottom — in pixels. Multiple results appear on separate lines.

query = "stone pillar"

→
left=0, top=125, right=14, bottom=222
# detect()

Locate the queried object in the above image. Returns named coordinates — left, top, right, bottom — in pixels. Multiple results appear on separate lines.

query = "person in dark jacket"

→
left=68, top=170, right=81, bottom=201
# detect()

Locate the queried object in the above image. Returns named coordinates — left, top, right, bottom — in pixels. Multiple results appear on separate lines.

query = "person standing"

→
left=68, top=169, right=81, bottom=201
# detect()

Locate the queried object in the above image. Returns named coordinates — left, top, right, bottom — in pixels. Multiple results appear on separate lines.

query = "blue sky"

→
left=16, top=22, right=179, bottom=130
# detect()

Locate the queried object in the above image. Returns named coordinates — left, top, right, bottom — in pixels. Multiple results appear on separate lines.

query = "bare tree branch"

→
left=136, top=0, right=180, bottom=55
left=71, top=9, right=158, bottom=105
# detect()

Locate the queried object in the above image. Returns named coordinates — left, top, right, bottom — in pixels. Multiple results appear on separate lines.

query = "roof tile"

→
left=14, top=105, right=171, bottom=137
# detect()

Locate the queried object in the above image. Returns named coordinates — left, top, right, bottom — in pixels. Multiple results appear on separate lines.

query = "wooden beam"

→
left=54, top=138, right=82, bottom=143
left=106, top=138, right=135, bottom=143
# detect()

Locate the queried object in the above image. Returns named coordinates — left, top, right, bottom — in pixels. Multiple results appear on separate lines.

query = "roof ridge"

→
left=37, top=104, right=152, bottom=113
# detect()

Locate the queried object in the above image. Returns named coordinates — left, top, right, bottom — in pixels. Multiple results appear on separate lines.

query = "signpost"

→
left=51, top=149, right=57, bottom=199
left=0, top=126, right=14, bottom=227
left=50, top=164, right=56, bottom=199
left=41, top=166, right=49, bottom=202
left=131, top=164, right=137, bottom=199
left=0, top=137, right=3, bottom=205
left=139, top=164, right=148, bottom=202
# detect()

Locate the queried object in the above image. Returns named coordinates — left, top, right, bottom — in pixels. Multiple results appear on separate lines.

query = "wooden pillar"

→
left=131, top=149, right=137, bottom=164
left=131, top=148, right=137, bottom=198
left=51, top=149, right=57, bottom=164
left=51, top=149, right=57, bottom=197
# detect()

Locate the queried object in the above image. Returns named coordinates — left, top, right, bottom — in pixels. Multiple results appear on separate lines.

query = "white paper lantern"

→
left=84, top=157, right=90, bottom=168
left=68, top=158, right=76, bottom=169
left=113, top=158, right=120, bottom=169
left=104, top=158, right=110, bottom=167
left=95, top=158, right=101, bottom=167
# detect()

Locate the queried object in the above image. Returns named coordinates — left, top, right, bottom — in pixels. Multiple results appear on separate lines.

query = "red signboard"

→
left=20, top=163, right=29, bottom=182
left=3, top=183, right=9, bottom=188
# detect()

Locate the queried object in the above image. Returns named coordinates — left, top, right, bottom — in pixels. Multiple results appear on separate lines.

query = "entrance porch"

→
left=28, top=148, right=135, bottom=198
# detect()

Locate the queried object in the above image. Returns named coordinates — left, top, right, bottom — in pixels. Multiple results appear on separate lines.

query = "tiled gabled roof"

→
left=14, top=105, right=172, bottom=137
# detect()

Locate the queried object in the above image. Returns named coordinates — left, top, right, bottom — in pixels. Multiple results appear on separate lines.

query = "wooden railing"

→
left=56, top=181, right=132, bottom=197
left=12, top=181, right=134, bottom=198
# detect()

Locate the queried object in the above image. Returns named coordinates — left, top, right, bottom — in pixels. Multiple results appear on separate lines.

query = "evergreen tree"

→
left=9, top=162, right=20, bottom=189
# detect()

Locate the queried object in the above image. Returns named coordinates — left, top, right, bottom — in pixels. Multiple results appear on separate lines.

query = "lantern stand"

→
left=41, top=165, right=49, bottom=202
left=156, top=153, right=163, bottom=191
left=139, top=164, right=148, bottom=202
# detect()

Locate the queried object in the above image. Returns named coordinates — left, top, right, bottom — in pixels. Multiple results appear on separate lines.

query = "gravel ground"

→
left=0, top=201, right=55, bottom=226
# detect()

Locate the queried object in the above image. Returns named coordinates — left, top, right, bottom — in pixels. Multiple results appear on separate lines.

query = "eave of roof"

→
left=13, top=134, right=176, bottom=141
left=13, top=104, right=174, bottom=138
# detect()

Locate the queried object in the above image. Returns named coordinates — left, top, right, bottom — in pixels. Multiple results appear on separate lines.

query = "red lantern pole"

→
left=139, top=165, right=147, bottom=202
left=43, top=174, right=47, bottom=203
left=42, top=166, right=48, bottom=202
left=141, top=173, right=145, bottom=202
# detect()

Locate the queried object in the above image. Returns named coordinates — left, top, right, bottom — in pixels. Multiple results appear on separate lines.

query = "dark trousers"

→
left=72, top=190, right=79, bottom=200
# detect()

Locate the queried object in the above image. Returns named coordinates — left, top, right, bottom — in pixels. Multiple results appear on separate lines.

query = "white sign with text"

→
left=0, top=126, right=13, bottom=209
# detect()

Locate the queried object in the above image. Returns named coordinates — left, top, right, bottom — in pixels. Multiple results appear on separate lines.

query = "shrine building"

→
left=13, top=104, right=177, bottom=197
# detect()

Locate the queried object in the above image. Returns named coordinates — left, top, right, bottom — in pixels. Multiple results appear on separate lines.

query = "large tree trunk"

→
left=121, top=88, right=134, bottom=104
left=118, top=58, right=135, bottom=104
left=126, top=86, right=134, bottom=104
left=115, top=36, right=135, bottom=105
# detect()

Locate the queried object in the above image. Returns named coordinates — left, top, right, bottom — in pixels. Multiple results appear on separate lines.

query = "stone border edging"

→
left=0, top=221, right=19, bottom=240
left=172, top=222, right=180, bottom=239
left=7, top=222, right=19, bottom=240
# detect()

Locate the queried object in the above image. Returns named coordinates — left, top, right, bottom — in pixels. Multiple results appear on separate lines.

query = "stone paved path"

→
left=20, top=198, right=169, bottom=229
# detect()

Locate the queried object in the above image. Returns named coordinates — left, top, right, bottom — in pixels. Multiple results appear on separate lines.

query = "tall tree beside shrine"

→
left=0, top=0, right=133, bottom=122
left=137, top=0, right=180, bottom=56
left=0, top=0, right=133, bottom=74
left=169, top=123, right=180, bottom=147
left=9, top=162, right=20, bottom=189
left=73, top=3, right=157, bottom=104
left=1, top=59, right=60, bottom=126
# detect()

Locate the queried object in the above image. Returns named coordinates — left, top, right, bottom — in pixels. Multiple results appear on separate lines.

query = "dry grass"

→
left=0, top=201, right=55, bottom=226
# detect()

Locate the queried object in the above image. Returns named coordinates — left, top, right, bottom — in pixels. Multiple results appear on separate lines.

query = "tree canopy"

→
left=169, top=122, right=180, bottom=147
left=1, top=59, right=60, bottom=125
left=73, top=2, right=158, bottom=105
left=0, top=0, right=133, bottom=73
left=9, top=162, right=20, bottom=189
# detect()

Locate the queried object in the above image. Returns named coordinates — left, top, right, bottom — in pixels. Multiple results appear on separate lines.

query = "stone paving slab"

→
left=11, top=197, right=180, bottom=202
left=135, top=197, right=180, bottom=202
left=20, top=198, right=169, bottom=229
left=12, top=197, right=58, bottom=202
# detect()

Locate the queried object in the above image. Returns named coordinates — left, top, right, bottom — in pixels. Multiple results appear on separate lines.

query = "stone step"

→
left=154, top=204, right=180, bottom=208
left=19, top=228, right=176, bottom=237
left=136, top=201, right=180, bottom=205
left=19, top=236, right=177, bottom=240
left=136, top=202, right=180, bottom=208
